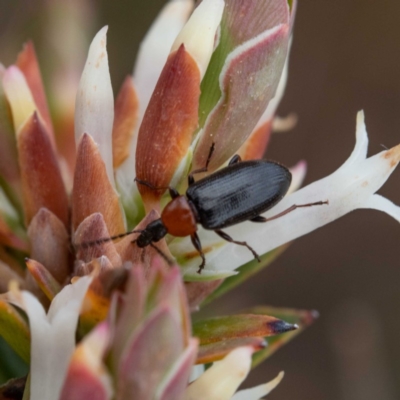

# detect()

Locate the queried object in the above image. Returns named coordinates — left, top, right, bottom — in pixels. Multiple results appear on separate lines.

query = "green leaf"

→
left=0, top=301, right=30, bottom=364
left=0, top=337, right=28, bottom=385
left=193, top=314, right=297, bottom=345
left=196, top=337, right=265, bottom=364
left=193, top=313, right=296, bottom=365
left=247, top=306, right=319, bottom=367
left=202, top=245, right=288, bottom=305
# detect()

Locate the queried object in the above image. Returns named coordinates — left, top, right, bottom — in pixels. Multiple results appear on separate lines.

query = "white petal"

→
left=288, top=160, right=307, bottom=194
left=341, top=110, right=369, bottom=168
left=117, top=1, right=194, bottom=213
left=360, top=194, right=400, bottom=220
left=2, top=66, right=36, bottom=134
left=47, top=275, right=92, bottom=323
left=184, top=347, right=253, bottom=400
left=16, top=276, right=92, bottom=400
left=171, top=0, right=225, bottom=79
left=231, top=371, right=284, bottom=400
left=134, top=0, right=194, bottom=116
left=189, top=364, right=205, bottom=383
left=272, top=113, right=298, bottom=132
left=75, top=26, right=115, bottom=186
left=173, top=111, right=400, bottom=278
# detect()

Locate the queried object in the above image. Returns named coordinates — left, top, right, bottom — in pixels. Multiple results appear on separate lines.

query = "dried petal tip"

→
left=172, top=0, right=224, bottom=78
left=383, top=143, right=400, bottom=165
left=310, top=310, right=320, bottom=319
left=267, top=319, right=298, bottom=334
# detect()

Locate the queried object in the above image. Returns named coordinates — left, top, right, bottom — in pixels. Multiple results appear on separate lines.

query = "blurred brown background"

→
left=1, top=1, right=400, bottom=399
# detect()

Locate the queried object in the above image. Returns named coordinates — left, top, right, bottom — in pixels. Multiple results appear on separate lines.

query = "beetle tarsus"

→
left=215, top=229, right=261, bottom=262
left=191, top=233, right=206, bottom=273
left=135, top=178, right=179, bottom=198
left=149, top=242, right=174, bottom=266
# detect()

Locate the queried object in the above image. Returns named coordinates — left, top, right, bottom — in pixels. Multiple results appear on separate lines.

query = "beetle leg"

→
left=257, top=201, right=329, bottom=223
left=188, top=143, right=216, bottom=186
left=135, top=177, right=159, bottom=190
left=250, top=215, right=267, bottom=223
left=190, top=233, right=206, bottom=273
left=228, top=154, right=242, bottom=166
left=135, top=178, right=179, bottom=198
left=215, top=229, right=261, bottom=262
left=188, top=174, right=196, bottom=186
left=149, top=242, right=174, bottom=266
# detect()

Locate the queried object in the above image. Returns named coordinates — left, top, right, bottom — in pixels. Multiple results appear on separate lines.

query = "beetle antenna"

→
left=149, top=242, right=174, bottom=266
left=76, top=230, right=143, bottom=249
left=252, top=201, right=329, bottom=224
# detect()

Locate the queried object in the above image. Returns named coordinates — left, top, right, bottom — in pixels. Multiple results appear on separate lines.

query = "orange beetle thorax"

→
left=161, top=196, right=197, bottom=237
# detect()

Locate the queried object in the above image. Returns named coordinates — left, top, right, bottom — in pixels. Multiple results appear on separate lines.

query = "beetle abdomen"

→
left=186, top=160, right=292, bottom=229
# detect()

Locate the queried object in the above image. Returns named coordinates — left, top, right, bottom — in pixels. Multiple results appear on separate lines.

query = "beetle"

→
left=79, top=145, right=327, bottom=273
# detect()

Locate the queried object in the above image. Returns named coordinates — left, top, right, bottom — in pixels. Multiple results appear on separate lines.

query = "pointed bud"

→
left=112, top=76, right=139, bottom=168
left=0, top=260, right=24, bottom=293
left=17, top=113, right=68, bottom=227
left=25, top=258, right=61, bottom=300
left=135, top=45, right=200, bottom=210
left=28, top=208, right=70, bottom=284
left=60, top=323, right=113, bottom=400
left=74, top=212, right=122, bottom=268
left=16, top=41, right=55, bottom=146
left=72, top=133, right=125, bottom=236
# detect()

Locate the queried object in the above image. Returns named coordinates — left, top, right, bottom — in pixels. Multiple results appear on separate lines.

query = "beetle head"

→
left=136, top=219, right=168, bottom=248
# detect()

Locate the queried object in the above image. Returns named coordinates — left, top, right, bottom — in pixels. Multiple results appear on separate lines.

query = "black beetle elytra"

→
left=79, top=145, right=327, bottom=273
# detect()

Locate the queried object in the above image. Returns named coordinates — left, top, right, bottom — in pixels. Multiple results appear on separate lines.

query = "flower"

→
left=172, top=111, right=400, bottom=279
left=5, top=276, right=92, bottom=399
left=0, top=0, right=399, bottom=399
left=186, top=347, right=284, bottom=400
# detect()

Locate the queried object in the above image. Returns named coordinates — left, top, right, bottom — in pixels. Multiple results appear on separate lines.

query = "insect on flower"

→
left=79, top=145, right=328, bottom=273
